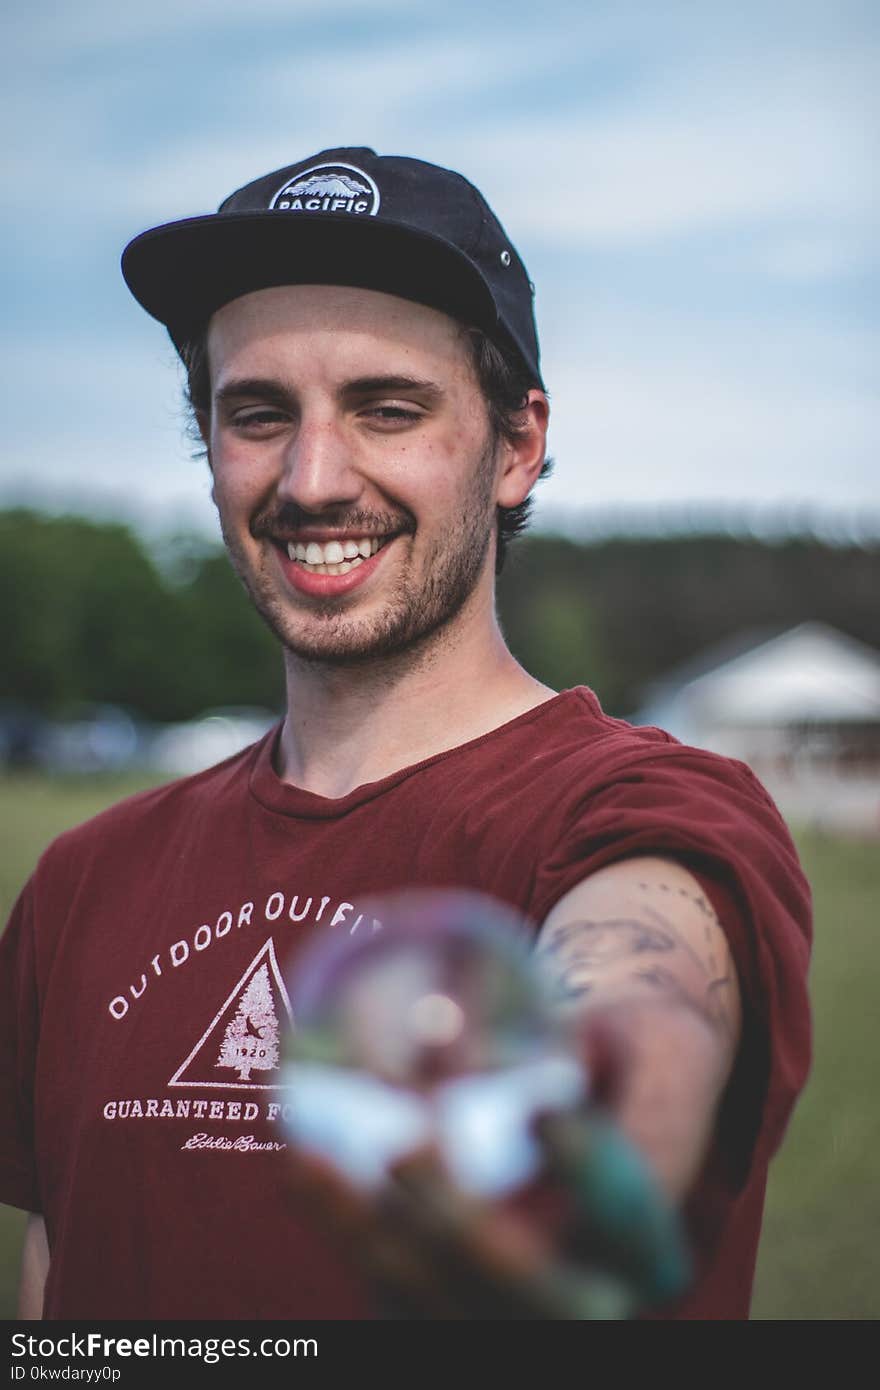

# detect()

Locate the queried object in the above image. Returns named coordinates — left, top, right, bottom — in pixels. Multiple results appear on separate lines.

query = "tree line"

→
left=2, top=508, right=878, bottom=721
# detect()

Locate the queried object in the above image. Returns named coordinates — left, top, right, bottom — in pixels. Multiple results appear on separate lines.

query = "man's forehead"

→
left=207, top=283, right=475, bottom=380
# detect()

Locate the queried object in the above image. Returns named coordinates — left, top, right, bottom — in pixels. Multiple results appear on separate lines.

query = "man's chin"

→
left=259, top=599, right=462, bottom=670
left=279, top=624, right=441, bottom=669
left=250, top=602, right=410, bottom=666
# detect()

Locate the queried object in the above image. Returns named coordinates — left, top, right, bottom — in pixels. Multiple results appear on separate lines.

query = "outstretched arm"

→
left=535, top=853, right=742, bottom=1201
left=284, top=855, right=745, bottom=1317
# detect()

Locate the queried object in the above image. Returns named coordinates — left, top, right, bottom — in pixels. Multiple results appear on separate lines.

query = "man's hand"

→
left=287, top=1119, right=685, bottom=1320
left=288, top=1140, right=574, bottom=1319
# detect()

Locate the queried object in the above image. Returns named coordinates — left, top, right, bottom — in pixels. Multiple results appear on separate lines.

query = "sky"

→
left=2, top=0, right=877, bottom=543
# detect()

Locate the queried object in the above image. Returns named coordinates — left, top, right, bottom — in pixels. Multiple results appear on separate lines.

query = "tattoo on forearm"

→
left=537, top=917, right=675, bottom=963
left=537, top=884, right=738, bottom=1035
left=637, top=878, right=714, bottom=918
left=628, top=965, right=731, bottom=1029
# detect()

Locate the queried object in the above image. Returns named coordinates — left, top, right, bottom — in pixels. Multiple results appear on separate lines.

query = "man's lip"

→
left=266, top=528, right=403, bottom=545
left=273, top=532, right=399, bottom=597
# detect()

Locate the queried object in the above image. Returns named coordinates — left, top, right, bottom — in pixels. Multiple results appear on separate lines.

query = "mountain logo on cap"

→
left=270, top=162, right=380, bottom=217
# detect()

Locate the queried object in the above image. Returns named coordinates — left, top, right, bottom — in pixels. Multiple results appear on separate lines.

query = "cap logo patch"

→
left=270, top=162, right=380, bottom=217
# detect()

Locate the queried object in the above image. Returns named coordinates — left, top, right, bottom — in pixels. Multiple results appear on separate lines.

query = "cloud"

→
left=85, top=28, right=569, bottom=226
left=3, top=0, right=413, bottom=56
left=475, top=47, right=878, bottom=249
left=724, top=233, right=879, bottom=283
left=540, top=349, right=878, bottom=515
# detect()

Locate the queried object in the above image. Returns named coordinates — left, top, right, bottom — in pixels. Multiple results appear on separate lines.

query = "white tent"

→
left=670, top=623, right=880, bottom=729
left=636, top=623, right=880, bottom=833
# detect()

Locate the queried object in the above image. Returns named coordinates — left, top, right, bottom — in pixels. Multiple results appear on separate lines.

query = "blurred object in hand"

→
left=283, top=890, right=585, bottom=1197
left=282, top=889, right=690, bottom=1318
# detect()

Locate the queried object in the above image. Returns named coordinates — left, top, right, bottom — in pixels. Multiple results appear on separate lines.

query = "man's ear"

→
left=495, top=390, right=550, bottom=509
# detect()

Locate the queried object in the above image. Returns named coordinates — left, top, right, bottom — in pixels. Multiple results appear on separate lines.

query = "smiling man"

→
left=0, top=148, right=811, bottom=1321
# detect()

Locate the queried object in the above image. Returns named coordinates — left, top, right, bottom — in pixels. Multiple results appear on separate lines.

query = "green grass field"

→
left=1, top=772, right=877, bottom=1319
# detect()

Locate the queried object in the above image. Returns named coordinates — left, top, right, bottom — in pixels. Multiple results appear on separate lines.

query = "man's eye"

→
left=232, top=408, right=288, bottom=428
left=363, top=405, right=422, bottom=423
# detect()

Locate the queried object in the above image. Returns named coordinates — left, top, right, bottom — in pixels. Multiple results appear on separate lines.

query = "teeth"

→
left=286, top=535, right=390, bottom=569
left=284, top=549, right=366, bottom=575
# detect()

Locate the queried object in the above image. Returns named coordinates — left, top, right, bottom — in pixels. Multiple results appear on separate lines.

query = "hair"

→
left=180, top=318, right=552, bottom=574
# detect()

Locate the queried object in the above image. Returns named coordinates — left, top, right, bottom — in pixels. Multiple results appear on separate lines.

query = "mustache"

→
left=250, top=501, right=415, bottom=541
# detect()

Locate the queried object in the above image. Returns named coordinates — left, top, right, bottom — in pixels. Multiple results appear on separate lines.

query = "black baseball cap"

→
left=122, top=146, right=543, bottom=387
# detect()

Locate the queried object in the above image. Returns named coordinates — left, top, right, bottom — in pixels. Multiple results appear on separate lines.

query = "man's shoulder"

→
left=524, top=687, right=739, bottom=774
left=518, top=687, right=780, bottom=824
left=548, top=687, right=676, bottom=749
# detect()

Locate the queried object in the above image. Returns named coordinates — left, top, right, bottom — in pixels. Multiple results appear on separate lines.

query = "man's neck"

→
left=275, top=607, right=555, bottom=799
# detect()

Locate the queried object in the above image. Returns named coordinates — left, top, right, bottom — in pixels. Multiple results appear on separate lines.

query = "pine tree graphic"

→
left=215, top=964, right=280, bottom=1081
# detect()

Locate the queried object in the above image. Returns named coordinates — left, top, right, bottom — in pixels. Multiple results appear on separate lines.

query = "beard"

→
left=219, top=434, right=499, bottom=669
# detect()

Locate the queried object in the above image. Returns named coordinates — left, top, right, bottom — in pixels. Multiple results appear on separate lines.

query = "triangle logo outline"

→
left=168, top=937, right=294, bottom=1090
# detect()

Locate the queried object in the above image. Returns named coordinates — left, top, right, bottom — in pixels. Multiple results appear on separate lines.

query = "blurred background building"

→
left=637, top=623, right=880, bottom=833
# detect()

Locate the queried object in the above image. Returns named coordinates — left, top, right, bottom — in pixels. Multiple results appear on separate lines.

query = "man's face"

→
left=204, top=284, right=509, bottom=666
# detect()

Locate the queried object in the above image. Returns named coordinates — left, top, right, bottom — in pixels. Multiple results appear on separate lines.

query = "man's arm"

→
left=17, top=1213, right=49, bottom=1319
left=534, top=853, right=742, bottom=1202
left=282, top=855, right=747, bottom=1317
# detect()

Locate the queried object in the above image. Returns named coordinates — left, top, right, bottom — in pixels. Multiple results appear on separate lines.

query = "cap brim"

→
left=122, top=212, right=501, bottom=351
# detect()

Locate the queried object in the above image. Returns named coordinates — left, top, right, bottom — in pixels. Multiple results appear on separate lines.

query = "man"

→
left=1, top=147, right=811, bottom=1320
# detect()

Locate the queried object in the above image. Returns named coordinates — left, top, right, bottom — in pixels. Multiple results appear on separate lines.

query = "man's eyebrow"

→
left=213, top=375, right=444, bottom=406
left=214, top=377, right=293, bottom=407
left=342, top=375, right=443, bottom=400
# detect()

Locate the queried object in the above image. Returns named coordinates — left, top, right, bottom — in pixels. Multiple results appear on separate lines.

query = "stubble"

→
left=219, top=433, right=499, bottom=669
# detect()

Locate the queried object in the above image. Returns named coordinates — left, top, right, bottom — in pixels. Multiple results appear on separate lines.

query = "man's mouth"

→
left=279, top=534, right=393, bottom=577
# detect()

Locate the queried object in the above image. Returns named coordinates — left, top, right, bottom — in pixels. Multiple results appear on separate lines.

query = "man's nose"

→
left=275, top=416, right=363, bottom=513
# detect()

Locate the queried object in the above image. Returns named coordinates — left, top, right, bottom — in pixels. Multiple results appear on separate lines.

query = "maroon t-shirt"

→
left=0, top=689, right=811, bottom=1319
